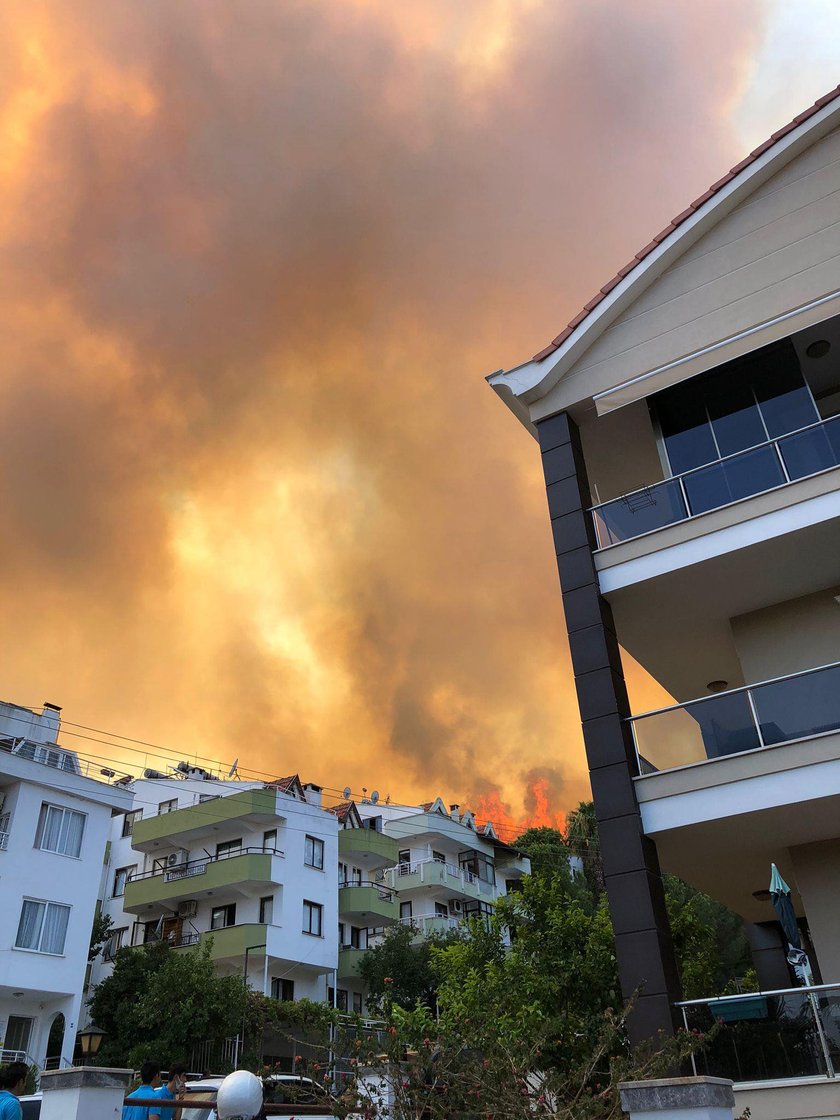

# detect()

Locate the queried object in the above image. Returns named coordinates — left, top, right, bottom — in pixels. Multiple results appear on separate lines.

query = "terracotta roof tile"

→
left=326, top=800, right=354, bottom=822
left=530, top=85, right=840, bottom=364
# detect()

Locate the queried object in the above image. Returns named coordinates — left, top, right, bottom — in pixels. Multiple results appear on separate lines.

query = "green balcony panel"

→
left=339, top=884, right=399, bottom=926
left=124, top=852, right=276, bottom=912
left=338, top=829, right=399, bottom=866
left=337, top=947, right=367, bottom=980
left=189, top=923, right=269, bottom=961
left=132, top=788, right=279, bottom=850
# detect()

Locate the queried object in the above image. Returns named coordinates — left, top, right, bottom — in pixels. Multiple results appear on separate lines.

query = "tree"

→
left=88, top=911, right=114, bottom=962
left=664, top=875, right=751, bottom=998
left=565, top=801, right=604, bottom=899
left=514, top=826, right=573, bottom=878
left=357, top=922, right=462, bottom=1015
left=88, top=940, right=246, bottom=1068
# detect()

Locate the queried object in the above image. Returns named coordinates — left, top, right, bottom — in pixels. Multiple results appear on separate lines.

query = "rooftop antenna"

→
left=371, top=790, right=380, bottom=804
left=227, top=758, right=240, bottom=780
left=342, top=786, right=352, bottom=800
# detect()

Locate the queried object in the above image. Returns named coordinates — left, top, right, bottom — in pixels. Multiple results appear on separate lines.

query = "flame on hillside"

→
left=471, top=775, right=567, bottom=844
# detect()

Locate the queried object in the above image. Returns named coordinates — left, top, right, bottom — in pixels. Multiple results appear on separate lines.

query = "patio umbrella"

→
left=769, top=863, right=812, bottom=985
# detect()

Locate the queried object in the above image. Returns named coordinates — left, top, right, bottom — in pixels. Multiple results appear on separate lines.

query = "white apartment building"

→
left=333, top=796, right=530, bottom=1013
left=0, top=700, right=133, bottom=1069
left=90, top=771, right=339, bottom=1006
left=487, top=83, right=840, bottom=1103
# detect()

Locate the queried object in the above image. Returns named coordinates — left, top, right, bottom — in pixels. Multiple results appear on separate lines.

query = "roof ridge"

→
left=531, top=83, right=840, bottom=364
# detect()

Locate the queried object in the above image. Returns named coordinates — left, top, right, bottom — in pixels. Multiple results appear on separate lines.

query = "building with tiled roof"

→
left=487, top=83, right=840, bottom=1081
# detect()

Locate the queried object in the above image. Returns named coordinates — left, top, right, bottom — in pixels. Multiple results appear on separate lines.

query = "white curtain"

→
left=60, top=810, right=85, bottom=857
left=15, top=900, right=44, bottom=949
left=36, top=805, right=62, bottom=852
left=41, top=904, right=70, bottom=954
left=36, top=804, right=86, bottom=856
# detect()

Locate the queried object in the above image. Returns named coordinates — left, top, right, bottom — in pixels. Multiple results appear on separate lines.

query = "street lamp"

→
left=77, top=1025, right=106, bottom=1061
left=235, top=943, right=267, bottom=1068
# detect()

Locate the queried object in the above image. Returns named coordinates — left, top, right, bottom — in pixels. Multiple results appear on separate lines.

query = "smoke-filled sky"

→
left=1, top=0, right=837, bottom=834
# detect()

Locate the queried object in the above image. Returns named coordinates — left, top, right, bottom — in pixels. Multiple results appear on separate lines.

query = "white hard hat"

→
left=215, top=1070, right=264, bottom=1120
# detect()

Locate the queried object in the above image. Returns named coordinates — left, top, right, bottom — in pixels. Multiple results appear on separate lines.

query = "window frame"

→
left=302, top=899, right=323, bottom=937
left=215, top=837, right=243, bottom=859
left=122, top=810, right=143, bottom=838
left=112, top=865, right=137, bottom=898
left=15, top=898, right=71, bottom=955
left=304, top=835, right=324, bottom=870
left=210, top=903, right=237, bottom=930
left=259, top=895, right=274, bottom=925
left=158, top=798, right=178, bottom=815
left=35, top=802, right=87, bottom=859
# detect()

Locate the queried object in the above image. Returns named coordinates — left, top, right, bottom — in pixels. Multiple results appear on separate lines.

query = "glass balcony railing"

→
left=630, top=661, right=840, bottom=774
left=678, top=983, right=840, bottom=1083
left=591, top=414, right=840, bottom=547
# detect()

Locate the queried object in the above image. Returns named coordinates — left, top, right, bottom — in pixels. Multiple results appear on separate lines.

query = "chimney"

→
left=450, top=803, right=460, bottom=821
left=303, top=783, right=322, bottom=807
left=41, top=702, right=62, bottom=743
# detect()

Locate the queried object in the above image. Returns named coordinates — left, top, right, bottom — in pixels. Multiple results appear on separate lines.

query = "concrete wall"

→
left=731, top=585, right=840, bottom=682
left=578, top=400, right=665, bottom=506
left=733, top=1075, right=840, bottom=1120
left=789, top=838, right=840, bottom=984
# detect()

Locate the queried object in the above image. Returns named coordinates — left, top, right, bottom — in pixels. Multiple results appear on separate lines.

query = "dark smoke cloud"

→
left=0, top=0, right=764, bottom=819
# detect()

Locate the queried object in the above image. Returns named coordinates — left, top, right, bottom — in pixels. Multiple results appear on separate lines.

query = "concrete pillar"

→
left=619, top=1077, right=735, bottom=1120
left=789, top=838, right=840, bottom=983
left=39, top=1066, right=133, bottom=1120
left=538, top=410, right=682, bottom=1044
left=743, top=921, right=792, bottom=990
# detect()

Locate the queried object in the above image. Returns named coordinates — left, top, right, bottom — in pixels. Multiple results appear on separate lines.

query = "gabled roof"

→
left=531, top=85, right=840, bottom=364
left=489, top=85, right=840, bottom=420
left=326, top=800, right=363, bottom=827
left=264, top=774, right=305, bottom=800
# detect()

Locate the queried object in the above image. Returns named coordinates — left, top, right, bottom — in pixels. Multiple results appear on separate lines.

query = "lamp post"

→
left=76, top=1025, right=106, bottom=1064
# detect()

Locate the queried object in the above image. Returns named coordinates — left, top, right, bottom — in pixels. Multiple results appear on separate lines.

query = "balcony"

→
left=338, top=883, right=399, bottom=926
left=381, top=859, right=496, bottom=900
left=123, top=848, right=282, bottom=912
left=591, top=414, right=840, bottom=548
left=337, top=946, right=367, bottom=980
left=630, top=661, right=840, bottom=774
left=399, top=914, right=463, bottom=942
left=338, top=828, right=399, bottom=867
left=678, top=983, right=840, bottom=1084
left=131, top=787, right=279, bottom=850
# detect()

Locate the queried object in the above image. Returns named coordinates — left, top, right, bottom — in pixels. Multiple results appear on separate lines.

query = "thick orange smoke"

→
left=0, top=0, right=765, bottom=821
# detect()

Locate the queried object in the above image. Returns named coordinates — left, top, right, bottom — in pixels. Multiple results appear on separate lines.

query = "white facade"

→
left=0, top=701, right=133, bottom=1068
left=90, top=772, right=339, bottom=1008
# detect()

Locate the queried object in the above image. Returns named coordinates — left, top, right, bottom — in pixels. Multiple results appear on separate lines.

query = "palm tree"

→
left=564, top=800, right=604, bottom=897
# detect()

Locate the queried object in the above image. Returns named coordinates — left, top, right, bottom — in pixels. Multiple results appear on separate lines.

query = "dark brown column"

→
left=744, top=922, right=793, bottom=989
left=537, top=410, right=682, bottom=1044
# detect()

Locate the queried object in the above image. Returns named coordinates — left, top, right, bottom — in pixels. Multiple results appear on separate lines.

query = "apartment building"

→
left=488, top=83, right=840, bottom=1068
left=90, top=771, right=338, bottom=1005
left=0, top=700, right=133, bottom=1069
left=332, top=796, right=530, bottom=1013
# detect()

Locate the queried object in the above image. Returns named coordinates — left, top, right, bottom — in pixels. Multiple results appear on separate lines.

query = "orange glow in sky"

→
left=0, top=0, right=830, bottom=832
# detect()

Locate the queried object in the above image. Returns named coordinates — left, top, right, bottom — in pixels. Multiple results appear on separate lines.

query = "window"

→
left=112, top=865, right=136, bottom=898
left=271, top=977, right=294, bottom=1001
left=329, top=988, right=348, bottom=1012
left=259, top=895, right=274, bottom=924
left=432, top=850, right=446, bottom=864
left=350, top=866, right=362, bottom=886
left=15, top=899, right=71, bottom=955
left=35, top=803, right=86, bottom=858
left=350, top=926, right=364, bottom=949
left=338, top=861, right=348, bottom=885
left=302, top=900, right=323, bottom=936
left=398, top=849, right=410, bottom=865
left=364, top=816, right=382, bottom=832
left=353, top=992, right=363, bottom=1014
left=304, top=835, right=324, bottom=870
left=198, top=794, right=220, bottom=803
left=158, top=798, right=178, bottom=814
left=263, top=829, right=278, bottom=852
left=338, top=922, right=345, bottom=945
left=210, top=904, right=236, bottom=930
left=122, top=810, right=142, bottom=838
left=215, top=838, right=242, bottom=859
left=400, top=901, right=412, bottom=921
left=105, top=927, right=127, bottom=960
left=435, top=902, right=449, bottom=919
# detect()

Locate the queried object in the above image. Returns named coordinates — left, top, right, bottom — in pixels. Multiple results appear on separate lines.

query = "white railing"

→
left=399, top=914, right=462, bottom=933
left=382, top=858, right=496, bottom=896
left=0, top=832, right=8, bottom=851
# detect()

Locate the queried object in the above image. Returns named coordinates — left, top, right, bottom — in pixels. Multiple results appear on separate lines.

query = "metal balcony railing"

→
left=629, top=660, right=840, bottom=774
left=0, top=832, right=8, bottom=852
left=678, top=982, right=840, bottom=1083
left=128, top=845, right=283, bottom=883
left=590, top=413, right=840, bottom=548
left=381, top=858, right=496, bottom=895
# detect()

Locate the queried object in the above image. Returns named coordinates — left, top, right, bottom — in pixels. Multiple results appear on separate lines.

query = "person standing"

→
left=122, top=1061, right=164, bottom=1120
left=156, top=1063, right=187, bottom=1119
left=0, top=1062, right=27, bottom=1120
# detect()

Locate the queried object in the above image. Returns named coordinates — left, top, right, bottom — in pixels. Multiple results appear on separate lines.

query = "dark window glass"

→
left=755, top=364, right=818, bottom=437
left=684, top=445, right=785, bottom=516
left=753, top=664, right=840, bottom=746
left=657, top=383, right=717, bottom=473
left=684, top=692, right=761, bottom=760
left=707, top=379, right=766, bottom=457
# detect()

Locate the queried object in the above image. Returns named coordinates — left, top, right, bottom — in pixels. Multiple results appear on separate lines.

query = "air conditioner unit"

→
left=178, top=900, right=198, bottom=918
left=167, top=849, right=189, bottom=868
left=449, top=900, right=463, bottom=915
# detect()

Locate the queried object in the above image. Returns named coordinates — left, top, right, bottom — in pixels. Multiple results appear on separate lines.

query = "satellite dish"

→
left=228, top=758, right=239, bottom=778
left=371, top=790, right=380, bottom=804
left=343, top=786, right=352, bottom=800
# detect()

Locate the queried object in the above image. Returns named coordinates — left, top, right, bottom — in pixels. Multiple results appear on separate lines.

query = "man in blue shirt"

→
left=156, top=1063, right=186, bottom=1116
left=123, top=1060, right=164, bottom=1120
left=0, top=1063, right=27, bottom=1120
